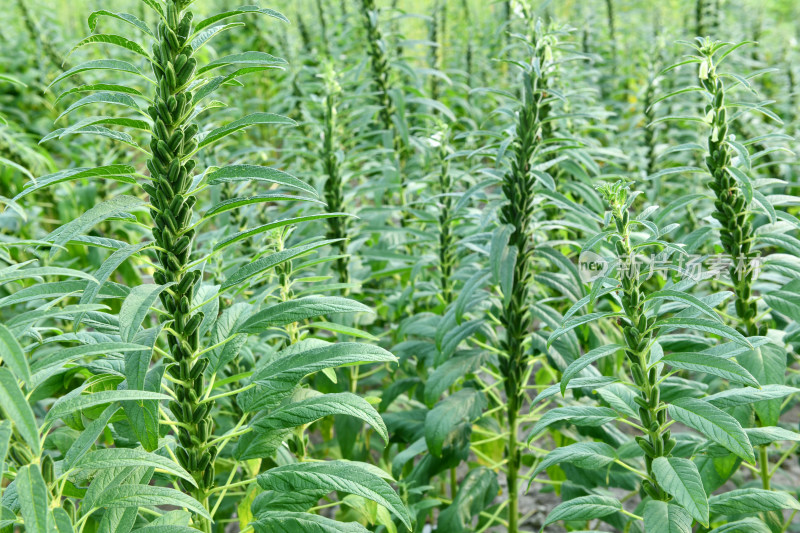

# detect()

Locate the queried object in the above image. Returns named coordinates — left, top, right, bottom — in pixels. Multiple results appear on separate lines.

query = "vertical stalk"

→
left=498, top=40, right=550, bottom=533
left=436, top=132, right=455, bottom=305
left=144, top=1, right=212, bottom=529
left=600, top=182, right=676, bottom=501
left=699, top=41, right=761, bottom=338
left=321, top=67, right=349, bottom=288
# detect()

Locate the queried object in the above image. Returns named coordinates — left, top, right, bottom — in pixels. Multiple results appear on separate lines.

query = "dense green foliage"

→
left=1, top=1, right=799, bottom=532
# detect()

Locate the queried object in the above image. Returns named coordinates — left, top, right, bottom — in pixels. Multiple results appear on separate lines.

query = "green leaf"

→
left=68, top=34, right=150, bottom=60
left=206, top=164, right=316, bottom=197
left=643, top=501, right=693, bottom=533
left=51, top=507, right=74, bottom=533
left=88, top=10, right=154, bottom=36
left=425, top=388, right=486, bottom=457
left=55, top=83, right=147, bottom=104
left=240, top=297, right=372, bottom=331
left=46, top=59, right=148, bottom=92
left=0, top=266, right=98, bottom=285
left=544, top=495, right=621, bottom=526
left=194, top=6, right=289, bottom=32
left=652, top=457, right=709, bottom=525
left=438, top=467, right=498, bottom=532
left=63, top=403, right=118, bottom=469
left=709, top=489, right=800, bottom=516
left=213, top=214, right=350, bottom=253
left=707, top=518, right=771, bottom=533
left=645, top=289, right=724, bottom=322
left=72, top=448, right=195, bottom=486
left=56, top=91, right=145, bottom=121
left=196, top=51, right=287, bottom=75
left=45, top=390, right=170, bottom=423
left=252, top=392, right=388, bottom=443
left=548, top=312, right=623, bottom=347
left=241, top=342, right=396, bottom=412
left=745, top=426, right=800, bottom=446
left=78, top=242, right=150, bottom=326
left=654, top=317, right=752, bottom=348
left=661, top=352, right=760, bottom=387
left=45, top=195, right=144, bottom=257
left=197, top=113, right=294, bottom=149
left=0, top=323, right=30, bottom=385
left=531, top=442, right=617, bottom=478
left=560, top=344, right=622, bottom=394
left=705, top=385, right=798, bottom=408
left=527, top=406, right=618, bottom=441
left=16, top=465, right=50, bottom=532
left=203, top=194, right=320, bottom=219
left=256, top=461, right=411, bottom=529
left=119, top=283, right=173, bottom=342
left=668, top=397, right=755, bottom=462
left=14, top=165, right=137, bottom=201
left=763, top=290, right=800, bottom=322
left=737, top=343, right=786, bottom=425
left=252, top=512, right=369, bottom=533
left=94, top=484, right=210, bottom=519
left=0, top=367, right=40, bottom=455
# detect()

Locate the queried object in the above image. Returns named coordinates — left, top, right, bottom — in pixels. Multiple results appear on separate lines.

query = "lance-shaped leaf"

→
left=438, top=467, right=498, bottom=532
left=745, top=426, right=800, bottom=446
left=14, top=165, right=137, bottom=201
left=528, top=406, right=618, bottom=442
left=45, top=195, right=144, bottom=257
left=71, top=448, right=195, bottom=486
left=256, top=461, right=411, bottom=529
left=531, top=442, right=617, bottom=478
left=45, top=390, right=171, bottom=423
left=0, top=323, right=30, bottom=385
left=46, top=59, right=149, bottom=91
left=240, top=296, right=372, bottom=331
left=63, top=403, right=118, bottom=468
left=197, top=113, right=295, bottom=149
left=16, top=465, right=50, bottom=532
left=652, top=457, right=709, bottom=525
left=709, top=489, right=800, bottom=516
left=206, top=164, right=316, bottom=196
left=705, top=385, right=798, bottom=408
left=547, top=312, right=624, bottom=347
left=196, top=51, right=287, bottom=75
left=645, top=289, right=725, bottom=321
left=643, top=501, right=693, bottom=533
left=560, top=344, right=622, bottom=394
left=425, top=388, right=486, bottom=457
left=88, top=10, right=153, bottom=36
left=222, top=240, right=338, bottom=290
left=213, top=214, right=351, bottom=253
left=56, top=92, right=146, bottom=122
left=668, top=397, right=754, bottom=463
left=67, top=34, right=150, bottom=60
left=661, top=352, right=760, bottom=387
left=653, top=317, right=752, bottom=348
left=0, top=367, right=39, bottom=455
left=203, top=194, right=321, bottom=219
left=251, top=392, right=388, bottom=443
left=93, top=485, right=210, bottom=519
left=544, top=495, right=621, bottom=526
left=193, top=6, right=289, bottom=32
left=119, top=283, right=173, bottom=342
left=251, top=512, right=369, bottom=533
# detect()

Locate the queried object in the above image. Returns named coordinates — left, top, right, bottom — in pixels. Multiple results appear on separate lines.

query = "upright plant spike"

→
left=598, top=181, right=674, bottom=502
left=360, top=0, right=395, bottom=140
left=696, top=39, right=763, bottom=338
left=145, top=0, right=213, bottom=514
left=321, top=66, right=349, bottom=287
left=498, top=27, right=553, bottom=533
left=435, top=128, right=455, bottom=305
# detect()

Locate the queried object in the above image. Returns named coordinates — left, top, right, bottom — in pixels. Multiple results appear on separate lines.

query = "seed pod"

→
left=636, top=436, right=655, bottom=457
left=631, top=364, right=645, bottom=386
left=190, top=358, right=208, bottom=380
left=202, top=465, right=214, bottom=488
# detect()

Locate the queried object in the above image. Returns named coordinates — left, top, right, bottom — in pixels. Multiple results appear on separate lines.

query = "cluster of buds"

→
left=144, top=0, right=215, bottom=493
left=360, top=0, right=395, bottom=142
left=699, top=41, right=762, bottom=336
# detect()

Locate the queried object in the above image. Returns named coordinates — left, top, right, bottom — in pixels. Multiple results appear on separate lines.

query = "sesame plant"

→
left=1, top=2, right=799, bottom=533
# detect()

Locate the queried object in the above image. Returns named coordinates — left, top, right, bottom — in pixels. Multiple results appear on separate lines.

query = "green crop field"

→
left=1, top=1, right=799, bottom=532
